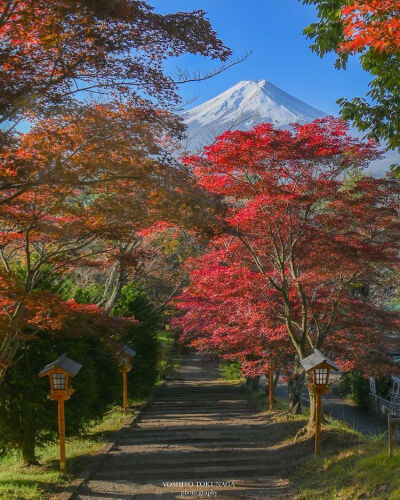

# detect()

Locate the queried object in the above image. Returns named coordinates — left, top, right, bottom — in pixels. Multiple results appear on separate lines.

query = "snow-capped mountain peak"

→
left=182, top=79, right=325, bottom=151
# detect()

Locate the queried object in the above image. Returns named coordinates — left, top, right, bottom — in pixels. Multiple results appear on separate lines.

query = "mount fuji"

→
left=182, top=79, right=395, bottom=175
left=182, top=79, right=325, bottom=152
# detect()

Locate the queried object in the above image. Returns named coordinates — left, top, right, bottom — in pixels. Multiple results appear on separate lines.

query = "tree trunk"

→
left=97, top=262, right=119, bottom=307
left=288, top=372, right=304, bottom=414
left=265, top=372, right=270, bottom=398
left=273, top=370, right=280, bottom=393
left=0, top=302, right=26, bottom=384
left=293, top=374, right=318, bottom=440
left=266, top=369, right=281, bottom=404
left=21, top=426, right=38, bottom=465
left=103, top=265, right=125, bottom=313
left=97, top=262, right=126, bottom=313
left=245, top=376, right=260, bottom=390
left=251, top=375, right=260, bottom=390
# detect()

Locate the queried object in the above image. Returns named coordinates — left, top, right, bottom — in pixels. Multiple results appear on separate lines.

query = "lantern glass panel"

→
left=315, top=367, right=329, bottom=386
left=52, top=373, right=66, bottom=390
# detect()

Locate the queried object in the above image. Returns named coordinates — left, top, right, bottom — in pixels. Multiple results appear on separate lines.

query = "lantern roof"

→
left=38, top=353, right=82, bottom=378
left=300, top=348, right=339, bottom=373
left=119, top=345, right=136, bottom=359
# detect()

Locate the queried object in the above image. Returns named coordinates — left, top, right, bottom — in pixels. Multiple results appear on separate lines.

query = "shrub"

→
left=0, top=331, right=121, bottom=464
left=340, top=372, right=392, bottom=411
left=220, top=360, right=243, bottom=381
left=66, top=282, right=161, bottom=397
left=0, top=272, right=161, bottom=464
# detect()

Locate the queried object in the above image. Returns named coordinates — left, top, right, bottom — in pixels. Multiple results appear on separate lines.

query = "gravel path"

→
left=74, top=354, right=292, bottom=499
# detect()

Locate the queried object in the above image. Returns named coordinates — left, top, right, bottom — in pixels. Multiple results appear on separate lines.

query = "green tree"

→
left=0, top=269, right=163, bottom=464
left=69, top=282, right=162, bottom=397
left=112, top=285, right=160, bottom=396
left=340, top=372, right=391, bottom=411
left=302, top=0, right=400, bottom=158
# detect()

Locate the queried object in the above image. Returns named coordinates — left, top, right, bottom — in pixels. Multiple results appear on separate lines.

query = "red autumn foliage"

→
left=174, top=118, right=400, bottom=379
left=340, top=1, right=400, bottom=54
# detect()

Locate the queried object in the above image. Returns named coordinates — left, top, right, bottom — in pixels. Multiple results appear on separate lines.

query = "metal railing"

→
left=370, top=394, right=400, bottom=417
left=369, top=376, right=400, bottom=447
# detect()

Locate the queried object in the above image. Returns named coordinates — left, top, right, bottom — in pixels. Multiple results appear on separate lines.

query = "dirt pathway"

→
left=74, top=354, right=292, bottom=499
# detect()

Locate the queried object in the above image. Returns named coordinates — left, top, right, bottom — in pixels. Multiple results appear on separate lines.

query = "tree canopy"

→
left=302, top=0, right=400, bottom=154
left=174, top=119, right=400, bottom=393
left=0, top=0, right=231, bottom=128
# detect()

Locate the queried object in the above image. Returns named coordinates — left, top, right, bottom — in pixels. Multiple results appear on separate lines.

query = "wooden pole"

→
left=315, top=390, right=322, bottom=455
left=57, top=399, right=66, bottom=474
left=389, top=414, right=393, bottom=457
left=122, top=369, right=128, bottom=415
left=158, top=352, right=163, bottom=380
left=269, top=370, right=274, bottom=411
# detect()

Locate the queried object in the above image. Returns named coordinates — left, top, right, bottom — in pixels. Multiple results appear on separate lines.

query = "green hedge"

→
left=0, top=332, right=120, bottom=464
left=0, top=279, right=162, bottom=464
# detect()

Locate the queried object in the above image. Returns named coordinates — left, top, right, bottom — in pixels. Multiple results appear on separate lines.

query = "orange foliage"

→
left=0, top=0, right=230, bottom=125
left=340, top=1, right=400, bottom=54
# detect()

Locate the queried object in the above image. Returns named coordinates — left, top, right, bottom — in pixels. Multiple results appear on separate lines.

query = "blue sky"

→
left=151, top=0, right=370, bottom=115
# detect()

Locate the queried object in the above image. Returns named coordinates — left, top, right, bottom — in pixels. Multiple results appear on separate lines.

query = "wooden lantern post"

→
left=122, top=368, right=128, bottom=414
left=117, top=345, right=136, bottom=415
left=269, top=370, right=274, bottom=411
left=38, top=353, right=82, bottom=474
left=262, top=350, right=276, bottom=412
left=300, top=349, right=339, bottom=455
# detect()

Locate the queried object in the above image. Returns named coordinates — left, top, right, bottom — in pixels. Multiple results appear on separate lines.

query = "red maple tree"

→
left=174, top=117, right=400, bottom=423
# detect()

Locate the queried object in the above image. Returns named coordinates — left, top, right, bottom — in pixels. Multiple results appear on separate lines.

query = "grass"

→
left=266, top=397, right=398, bottom=499
left=0, top=403, right=142, bottom=500
left=294, top=433, right=400, bottom=499
left=246, top=382, right=399, bottom=499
